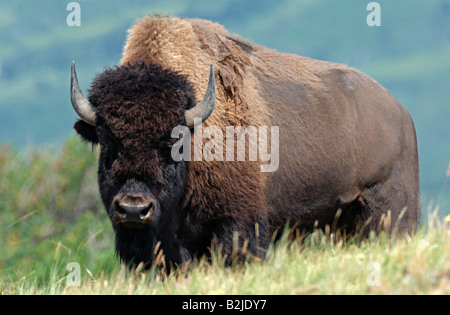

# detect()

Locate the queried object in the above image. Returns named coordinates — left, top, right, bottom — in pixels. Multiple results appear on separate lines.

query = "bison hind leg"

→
left=338, top=165, right=420, bottom=237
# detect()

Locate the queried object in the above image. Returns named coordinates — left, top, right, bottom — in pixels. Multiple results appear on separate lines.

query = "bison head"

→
left=70, top=61, right=215, bottom=267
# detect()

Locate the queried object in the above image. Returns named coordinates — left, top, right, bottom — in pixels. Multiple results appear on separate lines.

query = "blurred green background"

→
left=0, top=0, right=449, bottom=212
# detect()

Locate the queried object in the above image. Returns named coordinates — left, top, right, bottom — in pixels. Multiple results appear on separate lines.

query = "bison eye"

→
left=98, top=133, right=112, bottom=152
left=99, top=141, right=110, bottom=154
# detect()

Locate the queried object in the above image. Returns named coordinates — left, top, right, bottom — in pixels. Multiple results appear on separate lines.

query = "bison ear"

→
left=74, top=120, right=98, bottom=144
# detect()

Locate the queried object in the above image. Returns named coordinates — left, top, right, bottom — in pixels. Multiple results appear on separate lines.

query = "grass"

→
left=0, top=138, right=449, bottom=295
left=1, top=219, right=449, bottom=295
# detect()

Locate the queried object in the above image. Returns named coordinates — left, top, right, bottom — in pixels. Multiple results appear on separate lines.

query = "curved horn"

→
left=71, top=61, right=96, bottom=126
left=185, top=64, right=216, bottom=128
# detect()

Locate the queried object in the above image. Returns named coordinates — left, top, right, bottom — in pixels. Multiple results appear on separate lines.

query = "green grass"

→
left=1, top=221, right=449, bottom=295
left=0, top=138, right=449, bottom=295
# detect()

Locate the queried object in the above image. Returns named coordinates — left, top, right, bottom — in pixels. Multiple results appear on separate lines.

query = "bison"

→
left=70, top=15, right=419, bottom=268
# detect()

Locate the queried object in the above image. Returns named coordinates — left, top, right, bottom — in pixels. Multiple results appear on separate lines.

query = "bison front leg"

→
left=212, top=216, right=270, bottom=262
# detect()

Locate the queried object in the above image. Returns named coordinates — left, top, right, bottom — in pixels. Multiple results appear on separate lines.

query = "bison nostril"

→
left=116, top=202, right=128, bottom=219
left=139, top=207, right=149, bottom=220
left=140, top=201, right=155, bottom=220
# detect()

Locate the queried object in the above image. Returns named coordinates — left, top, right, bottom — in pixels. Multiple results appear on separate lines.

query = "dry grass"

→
left=3, top=213, right=449, bottom=295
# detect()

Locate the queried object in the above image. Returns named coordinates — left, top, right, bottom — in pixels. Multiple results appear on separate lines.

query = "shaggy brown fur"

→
left=121, top=15, right=419, bottom=233
left=74, top=15, right=419, bottom=267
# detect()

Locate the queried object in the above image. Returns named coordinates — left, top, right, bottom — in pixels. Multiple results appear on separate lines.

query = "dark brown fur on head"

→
left=75, top=61, right=196, bottom=180
left=76, top=62, right=195, bottom=141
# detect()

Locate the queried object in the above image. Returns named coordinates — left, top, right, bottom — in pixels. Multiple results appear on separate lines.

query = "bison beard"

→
left=115, top=226, right=158, bottom=268
left=114, top=217, right=183, bottom=269
left=71, top=15, right=420, bottom=271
